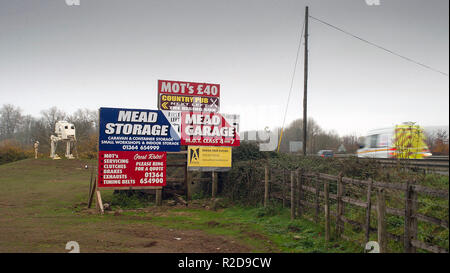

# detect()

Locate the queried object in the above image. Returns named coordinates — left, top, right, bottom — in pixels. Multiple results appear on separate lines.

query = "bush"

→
left=232, top=142, right=274, bottom=162
left=76, top=133, right=98, bottom=159
left=109, top=190, right=152, bottom=209
left=255, top=204, right=284, bottom=218
left=0, top=140, right=33, bottom=165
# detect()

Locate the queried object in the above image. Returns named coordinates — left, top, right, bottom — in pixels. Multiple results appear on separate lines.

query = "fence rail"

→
left=261, top=166, right=449, bottom=253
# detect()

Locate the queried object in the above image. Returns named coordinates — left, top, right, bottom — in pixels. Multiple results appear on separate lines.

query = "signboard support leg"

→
left=186, top=171, right=192, bottom=201
left=212, top=171, right=217, bottom=198
left=184, top=155, right=192, bottom=201
left=156, top=188, right=162, bottom=206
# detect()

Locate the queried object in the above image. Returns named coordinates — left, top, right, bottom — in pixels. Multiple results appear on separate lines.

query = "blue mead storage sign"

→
left=99, top=107, right=180, bottom=152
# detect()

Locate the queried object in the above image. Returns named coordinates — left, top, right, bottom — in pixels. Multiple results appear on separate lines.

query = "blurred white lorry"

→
left=357, top=122, right=432, bottom=159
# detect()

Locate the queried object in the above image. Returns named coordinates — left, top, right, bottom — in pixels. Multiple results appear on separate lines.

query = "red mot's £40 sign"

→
left=180, top=112, right=240, bottom=147
left=158, top=80, right=220, bottom=98
left=98, top=151, right=166, bottom=188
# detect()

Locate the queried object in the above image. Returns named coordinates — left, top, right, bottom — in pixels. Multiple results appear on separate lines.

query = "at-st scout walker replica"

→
left=50, top=121, right=77, bottom=160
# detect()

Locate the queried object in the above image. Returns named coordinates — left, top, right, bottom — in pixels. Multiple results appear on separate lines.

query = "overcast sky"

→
left=0, top=0, right=448, bottom=136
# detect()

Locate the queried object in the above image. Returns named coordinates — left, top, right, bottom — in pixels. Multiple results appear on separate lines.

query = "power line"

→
left=278, top=18, right=306, bottom=152
left=309, top=15, right=449, bottom=77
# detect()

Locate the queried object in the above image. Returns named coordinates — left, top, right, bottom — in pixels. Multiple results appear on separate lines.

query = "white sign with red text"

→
left=158, top=80, right=220, bottom=98
left=180, top=112, right=240, bottom=147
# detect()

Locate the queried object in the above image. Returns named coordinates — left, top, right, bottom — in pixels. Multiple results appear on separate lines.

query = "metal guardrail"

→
left=332, top=154, right=449, bottom=173
left=334, top=154, right=448, bottom=160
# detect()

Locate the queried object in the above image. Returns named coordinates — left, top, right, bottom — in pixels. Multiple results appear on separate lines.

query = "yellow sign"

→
left=188, top=146, right=232, bottom=168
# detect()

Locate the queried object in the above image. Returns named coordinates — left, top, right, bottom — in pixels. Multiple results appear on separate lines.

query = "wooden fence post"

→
left=404, top=180, right=418, bottom=253
left=88, top=177, right=97, bottom=208
left=294, top=170, right=298, bottom=217
left=212, top=171, right=217, bottom=199
left=365, top=179, right=373, bottom=244
left=404, top=180, right=411, bottom=253
left=377, top=188, right=387, bottom=253
left=282, top=170, right=287, bottom=208
left=411, top=185, right=418, bottom=253
left=297, top=169, right=303, bottom=217
left=264, top=165, right=269, bottom=207
left=336, top=172, right=344, bottom=237
left=290, top=171, right=295, bottom=220
left=314, top=175, right=320, bottom=224
left=324, top=180, right=330, bottom=242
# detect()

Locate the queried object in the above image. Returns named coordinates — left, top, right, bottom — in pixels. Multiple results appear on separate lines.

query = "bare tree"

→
left=15, top=114, right=38, bottom=146
left=277, top=118, right=341, bottom=154
left=67, top=108, right=97, bottom=141
left=342, top=134, right=360, bottom=154
left=0, top=104, right=23, bottom=140
left=433, top=129, right=449, bottom=155
left=40, top=107, right=67, bottom=134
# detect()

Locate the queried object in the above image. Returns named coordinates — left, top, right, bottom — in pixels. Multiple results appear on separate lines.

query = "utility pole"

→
left=302, top=6, right=309, bottom=156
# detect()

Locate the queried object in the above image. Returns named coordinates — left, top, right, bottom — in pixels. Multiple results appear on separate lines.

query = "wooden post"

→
left=365, top=179, right=373, bottom=244
left=184, top=160, right=189, bottom=201
left=264, top=165, right=269, bottom=207
left=184, top=150, right=192, bottom=201
left=297, top=169, right=303, bottom=217
left=410, top=185, right=418, bottom=253
left=314, top=176, right=320, bottom=224
left=290, top=171, right=295, bottom=220
left=88, top=177, right=97, bottom=208
left=186, top=171, right=192, bottom=201
left=377, top=188, right=387, bottom=253
left=336, top=172, right=344, bottom=237
left=404, top=181, right=411, bottom=253
left=404, top=181, right=418, bottom=253
left=294, top=170, right=300, bottom=218
left=302, top=6, right=309, bottom=156
left=282, top=170, right=286, bottom=208
left=324, top=180, right=330, bottom=242
left=155, top=188, right=162, bottom=206
left=96, top=190, right=104, bottom=215
left=88, top=168, right=93, bottom=197
left=212, top=171, right=218, bottom=198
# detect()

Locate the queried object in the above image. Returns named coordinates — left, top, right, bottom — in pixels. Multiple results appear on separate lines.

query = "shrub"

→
left=0, top=140, right=33, bottom=165
left=255, top=204, right=284, bottom=218
left=109, top=190, right=152, bottom=209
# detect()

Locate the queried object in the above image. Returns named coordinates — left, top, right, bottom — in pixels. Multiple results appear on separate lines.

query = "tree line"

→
left=0, top=103, right=448, bottom=164
left=0, top=104, right=98, bottom=162
left=275, top=118, right=449, bottom=155
left=275, top=118, right=361, bottom=154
